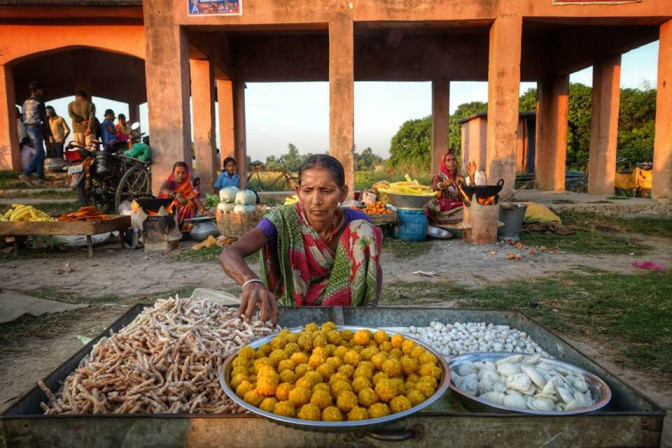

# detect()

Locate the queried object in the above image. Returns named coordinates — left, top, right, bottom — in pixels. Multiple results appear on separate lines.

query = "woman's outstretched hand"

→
left=239, top=282, right=279, bottom=326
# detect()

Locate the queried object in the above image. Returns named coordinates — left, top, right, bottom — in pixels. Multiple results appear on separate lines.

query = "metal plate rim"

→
left=447, top=352, right=612, bottom=416
left=218, top=325, right=451, bottom=432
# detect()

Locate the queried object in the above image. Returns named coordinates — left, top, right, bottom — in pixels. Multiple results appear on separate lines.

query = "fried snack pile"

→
left=229, top=322, right=442, bottom=422
left=58, top=206, right=112, bottom=222
left=39, top=297, right=277, bottom=414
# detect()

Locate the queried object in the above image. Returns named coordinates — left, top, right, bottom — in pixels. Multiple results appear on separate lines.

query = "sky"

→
left=47, top=41, right=659, bottom=162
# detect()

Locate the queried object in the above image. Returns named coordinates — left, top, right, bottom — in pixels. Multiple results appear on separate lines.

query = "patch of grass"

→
left=0, top=171, right=62, bottom=190
left=521, top=230, right=651, bottom=255
left=170, top=245, right=224, bottom=263
left=382, top=270, right=672, bottom=377
left=557, top=210, right=672, bottom=239
left=381, top=238, right=433, bottom=259
left=0, top=189, right=76, bottom=199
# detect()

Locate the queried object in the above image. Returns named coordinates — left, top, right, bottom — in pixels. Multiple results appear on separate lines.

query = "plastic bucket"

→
left=498, top=202, right=528, bottom=242
left=394, top=208, right=428, bottom=241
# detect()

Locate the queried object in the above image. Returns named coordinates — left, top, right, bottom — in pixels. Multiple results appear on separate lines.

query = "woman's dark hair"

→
left=223, top=157, right=236, bottom=167
left=299, top=154, right=345, bottom=187
left=173, top=161, right=188, bottom=172
left=118, top=113, right=126, bottom=120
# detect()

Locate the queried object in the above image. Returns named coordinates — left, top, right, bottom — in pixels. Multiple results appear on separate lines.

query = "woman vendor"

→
left=220, top=154, right=383, bottom=325
left=158, top=161, right=212, bottom=232
left=426, top=151, right=476, bottom=225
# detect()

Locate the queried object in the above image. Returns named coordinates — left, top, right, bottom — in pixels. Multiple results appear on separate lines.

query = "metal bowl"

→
left=447, top=352, right=612, bottom=415
left=386, top=193, right=433, bottom=209
left=219, top=326, right=451, bottom=433
left=427, top=226, right=453, bottom=240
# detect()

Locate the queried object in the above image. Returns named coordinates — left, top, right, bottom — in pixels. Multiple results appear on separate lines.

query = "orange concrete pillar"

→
left=190, top=59, right=217, bottom=194
left=217, top=79, right=235, bottom=166
left=128, top=102, right=141, bottom=124
left=0, top=65, right=19, bottom=171
left=144, top=0, right=192, bottom=193
left=653, top=20, right=672, bottom=202
left=233, top=80, right=247, bottom=189
left=588, top=56, right=621, bottom=195
left=432, top=80, right=450, bottom=176
left=329, top=16, right=355, bottom=197
left=486, top=15, right=522, bottom=197
left=535, top=75, right=569, bottom=191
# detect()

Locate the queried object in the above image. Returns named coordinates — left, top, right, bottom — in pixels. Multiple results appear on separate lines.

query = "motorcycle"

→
left=64, top=140, right=127, bottom=213
left=63, top=123, right=151, bottom=213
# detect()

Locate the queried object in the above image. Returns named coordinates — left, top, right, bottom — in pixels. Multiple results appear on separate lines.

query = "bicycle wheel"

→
left=115, top=165, right=152, bottom=213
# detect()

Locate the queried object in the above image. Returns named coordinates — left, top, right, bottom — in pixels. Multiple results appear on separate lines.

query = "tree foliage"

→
left=264, top=143, right=314, bottom=171
left=355, top=146, right=383, bottom=171
left=387, top=83, right=656, bottom=172
left=387, top=116, right=432, bottom=169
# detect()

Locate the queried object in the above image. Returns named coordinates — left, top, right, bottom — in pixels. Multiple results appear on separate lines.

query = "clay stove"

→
left=459, top=179, right=504, bottom=244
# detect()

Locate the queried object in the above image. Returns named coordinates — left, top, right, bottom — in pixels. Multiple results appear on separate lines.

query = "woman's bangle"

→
left=242, top=278, right=264, bottom=289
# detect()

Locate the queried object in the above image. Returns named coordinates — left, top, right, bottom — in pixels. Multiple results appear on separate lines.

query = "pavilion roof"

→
left=0, top=0, right=141, bottom=5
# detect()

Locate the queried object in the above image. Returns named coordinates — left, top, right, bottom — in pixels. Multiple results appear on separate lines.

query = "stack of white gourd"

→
left=217, top=187, right=257, bottom=215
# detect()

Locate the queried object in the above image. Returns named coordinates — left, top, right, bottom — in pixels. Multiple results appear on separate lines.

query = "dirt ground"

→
left=1, top=235, right=671, bottom=445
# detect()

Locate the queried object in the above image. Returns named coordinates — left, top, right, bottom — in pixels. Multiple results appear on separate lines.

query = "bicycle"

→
left=246, top=161, right=299, bottom=191
left=114, top=155, right=153, bottom=212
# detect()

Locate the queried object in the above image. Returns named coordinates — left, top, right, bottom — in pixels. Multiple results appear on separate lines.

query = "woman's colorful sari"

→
left=260, top=203, right=382, bottom=307
left=431, top=152, right=463, bottom=212
left=158, top=168, right=198, bottom=232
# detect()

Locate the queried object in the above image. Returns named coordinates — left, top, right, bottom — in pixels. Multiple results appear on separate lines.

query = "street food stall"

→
left=0, top=204, right=130, bottom=258
left=1, top=299, right=665, bottom=447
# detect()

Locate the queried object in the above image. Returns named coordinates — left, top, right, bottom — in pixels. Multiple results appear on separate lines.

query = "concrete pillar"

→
left=128, top=102, right=141, bottom=124
left=431, top=80, right=450, bottom=176
left=190, top=59, right=217, bottom=194
left=588, top=56, right=621, bottom=195
left=0, top=65, right=19, bottom=171
left=233, top=80, right=247, bottom=189
left=653, top=20, right=672, bottom=202
left=486, top=15, right=522, bottom=198
left=329, top=16, right=355, bottom=196
left=535, top=75, right=569, bottom=191
left=144, top=0, right=192, bottom=193
left=217, top=79, right=235, bottom=166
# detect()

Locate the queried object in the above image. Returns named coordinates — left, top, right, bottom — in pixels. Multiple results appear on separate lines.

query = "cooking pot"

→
left=187, top=216, right=220, bottom=242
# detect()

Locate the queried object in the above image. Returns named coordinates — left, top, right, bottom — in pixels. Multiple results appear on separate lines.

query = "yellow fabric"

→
left=522, top=202, right=562, bottom=224
left=615, top=168, right=653, bottom=191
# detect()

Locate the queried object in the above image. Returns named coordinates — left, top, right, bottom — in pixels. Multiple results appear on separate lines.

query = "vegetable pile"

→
left=0, top=204, right=55, bottom=222
left=39, top=297, right=277, bottom=414
left=229, top=323, right=442, bottom=421
left=361, top=201, right=394, bottom=216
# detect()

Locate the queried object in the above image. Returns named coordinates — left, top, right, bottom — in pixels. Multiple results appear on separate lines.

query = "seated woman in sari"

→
left=425, top=151, right=475, bottom=225
left=158, top=161, right=212, bottom=232
left=220, top=154, right=383, bottom=325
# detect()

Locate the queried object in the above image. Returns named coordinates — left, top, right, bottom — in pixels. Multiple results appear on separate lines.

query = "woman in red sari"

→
left=158, top=162, right=211, bottom=232
left=220, top=155, right=383, bottom=325
left=426, top=151, right=476, bottom=225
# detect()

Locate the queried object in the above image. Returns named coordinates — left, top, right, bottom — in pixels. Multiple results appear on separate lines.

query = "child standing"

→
left=214, top=157, right=240, bottom=192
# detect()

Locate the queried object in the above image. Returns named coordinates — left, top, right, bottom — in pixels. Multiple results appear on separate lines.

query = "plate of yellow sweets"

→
left=218, top=322, right=450, bottom=431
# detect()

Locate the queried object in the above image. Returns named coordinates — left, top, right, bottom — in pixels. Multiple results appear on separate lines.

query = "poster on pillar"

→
left=188, top=0, right=242, bottom=15
left=553, top=0, right=640, bottom=4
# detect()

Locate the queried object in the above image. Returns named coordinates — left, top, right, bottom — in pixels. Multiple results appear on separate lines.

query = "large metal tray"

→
left=218, top=326, right=451, bottom=432
left=1, top=306, right=666, bottom=448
